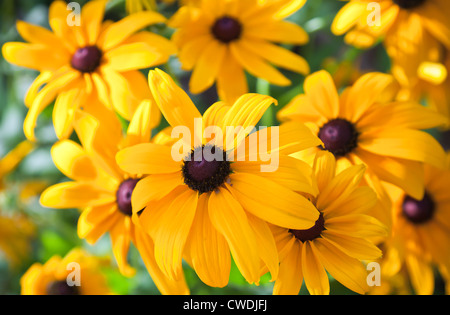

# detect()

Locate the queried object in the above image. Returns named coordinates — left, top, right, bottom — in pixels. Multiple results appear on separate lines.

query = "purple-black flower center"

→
left=290, top=212, right=325, bottom=242
left=402, top=192, right=435, bottom=224
left=182, top=145, right=232, bottom=194
left=211, top=16, right=242, bottom=43
left=318, top=118, right=359, bottom=157
left=71, top=46, right=102, bottom=73
left=116, top=178, right=140, bottom=216
left=46, top=280, right=80, bottom=295
left=393, top=0, right=426, bottom=9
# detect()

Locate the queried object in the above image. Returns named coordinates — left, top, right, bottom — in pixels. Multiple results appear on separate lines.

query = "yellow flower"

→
left=0, top=140, right=34, bottom=191
left=169, top=0, right=309, bottom=102
left=381, top=155, right=450, bottom=295
left=270, top=151, right=386, bottom=295
left=116, top=69, right=322, bottom=286
left=2, top=0, right=174, bottom=141
left=21, top=248, right=112, bottom=295
left=278, top=70, right=447, bottom=204
left=40, top=100, right=188, bottom=295
left=332, top=0, right=450, bottom=50
left=0, top=214, right=35, bottom=268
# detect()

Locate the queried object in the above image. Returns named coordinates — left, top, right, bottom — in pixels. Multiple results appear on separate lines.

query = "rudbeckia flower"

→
left=2, top=0, right=174, bottom=141
left=270, top=151, right=386, bottom=295
left=21, top=248, right=112, bottom=295
left=380, top=155, right=450, bottom=295
left=331, top=0, right=450, bottom=50
left=277, top=70, right=448, bottom=203
left=40, top=101, right=188, bottom=295
left=169, top=0, right=310, bottom=102
left=116, top=69, right=322, bottom=287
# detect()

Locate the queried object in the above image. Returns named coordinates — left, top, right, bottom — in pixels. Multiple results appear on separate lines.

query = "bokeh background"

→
left=0, top=0, right=448, bottom=295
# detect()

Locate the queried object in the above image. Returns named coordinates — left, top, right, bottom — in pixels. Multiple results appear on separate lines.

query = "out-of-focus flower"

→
left=0, top=141, right=34, bottom=191
left=20, top=248, right=112, bottom=295
left=380, top=154, right=450, bottom=294
left=116, top=69, right=322, bottom=287
left=40, top=100, right=188, bottom=294
left=2, top=0, right=173, bottom=141
left=169, top=0, right=309, bottom=102
left=270, top=151, right=386, bottom=295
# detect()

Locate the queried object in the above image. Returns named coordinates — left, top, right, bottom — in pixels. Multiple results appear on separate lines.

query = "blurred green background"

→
left=0, top=0, right=446, bottom=295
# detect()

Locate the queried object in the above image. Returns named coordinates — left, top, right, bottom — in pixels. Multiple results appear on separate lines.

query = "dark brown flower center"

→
left=318, top=119, right=359, bottom=157
left=182, top=145, right=232, bottom=194
left=402, top=192, right=435, bottom=224
left=211, top=16, right=242, bottom=43
left=116, top=178, right=141, bottom=216
left=393, top=0, right=426, bottom=9
left=290, top=212, right=325, bottom=242
left=46, top=280, right=80, bottom=295
left=71, top=46, right=102, bottom=73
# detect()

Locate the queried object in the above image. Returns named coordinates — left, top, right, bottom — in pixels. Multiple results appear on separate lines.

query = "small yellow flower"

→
left=21, top=248, right=112, bottom=295
left=278, top=70, right=448, bottom=204
left=381, top=155, right=450, bottom=295
left=116, top=69, right=322, bottom=286
left=270, top=151, right=386, bottom=295
left=40, top=99, right=188, bottom=294
left=169, top=0, right=310, bottom=102
left=2, top=0, right=173, bottom=141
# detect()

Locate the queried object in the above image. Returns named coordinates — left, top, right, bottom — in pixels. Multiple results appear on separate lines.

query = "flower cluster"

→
left=1, top=0, right=449, bottom=295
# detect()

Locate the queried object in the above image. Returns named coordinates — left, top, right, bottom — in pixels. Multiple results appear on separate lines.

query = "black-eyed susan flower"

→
left=169, top=0, right=309, bottom=102
left=2, top=0, right=173, bottom=141
left=270, top=151, right=387, bottom=295
left=21, top=248, right=112, bottom=295
left=331, top=0, right=450, bottom=50
left=40, top=101, right=188, bottom=295
left=277, top=70, right=448, bottom=203
left=116, top=69, right=322, bottom=287
left=380, top=155, right=450, bottom=294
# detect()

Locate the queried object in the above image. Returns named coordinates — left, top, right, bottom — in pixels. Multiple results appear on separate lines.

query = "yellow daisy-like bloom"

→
left=169, top=0, right=310, bottom=102
left=270, top=151, right=386, bottom=295
left=278, top=70, right=448, bottom=204
left=380, top=155, right=450, bottom=295
left=40, top=101, right=188, bottom=295
left=116, top=69, right=322, bottom=286
left=2, top=0, right=174, bottom=141
left=21, top=248, right=112, bottom=295
left=331, top=0, right=450, bottom=50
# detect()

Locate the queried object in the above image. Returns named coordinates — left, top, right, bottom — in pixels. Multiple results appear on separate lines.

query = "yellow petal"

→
left=302, top=241, right=329, bottom=295
left=273, top=241, right=303, bottom=295
left=209, top=188, right=261, bottom=284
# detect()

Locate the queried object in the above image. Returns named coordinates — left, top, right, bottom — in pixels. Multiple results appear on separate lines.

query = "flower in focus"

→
left=278, top=70, right=448, bottom=205
left=20, top=248, right=112, bottom=295
left=39, top=100, right=188, bottom=294
left=380, top=155, right=450, bottom=294
left=116, top=69, right=322, bottom=287
left=2, top=0, right=173, bottom=141
left=270, top=151, right=386, bottom=295
left=169, top=0, right=310, bottom=102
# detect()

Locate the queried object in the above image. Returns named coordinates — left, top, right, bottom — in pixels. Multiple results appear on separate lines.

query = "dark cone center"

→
left=318, top=118, right=358, bottom=157
left=393, top=0, right=426, bottom=9
left=402, top=192, right=435, bottom=224
left=182, top=145, right=231, bottom=194
left=46, top=280, right=80, bottom=295
left=212, top=16, right=242, bottom=43
left=71, top=46, right=102, bottom=73
left=116, top=178, right=140, bottom=216
left=290, top=212, right=325, bottom=242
